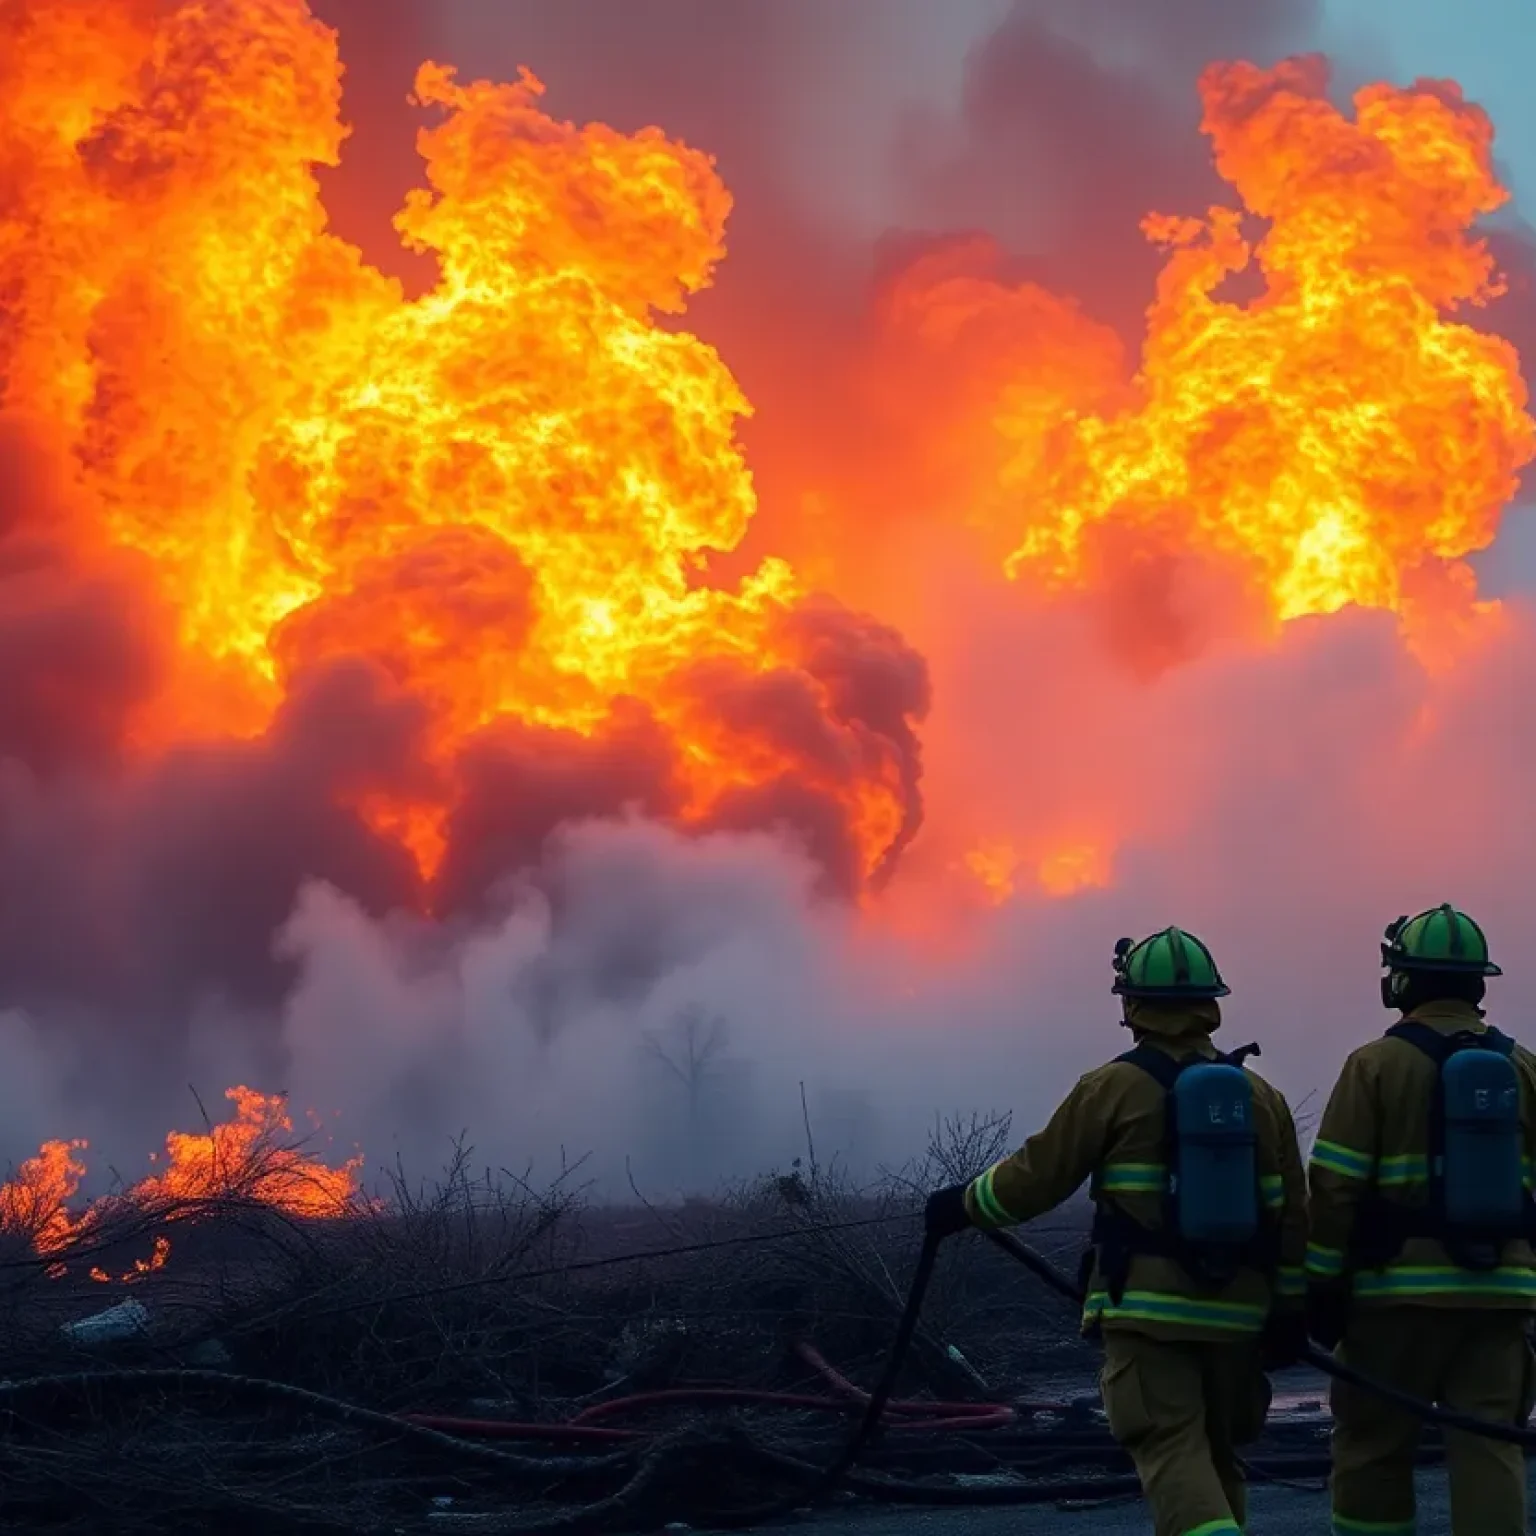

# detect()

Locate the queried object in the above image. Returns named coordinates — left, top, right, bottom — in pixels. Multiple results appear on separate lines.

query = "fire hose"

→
left=654, top=1230, right=948, bottom=1527
left=397, top=1222, right=1536, bottom=1527
left=685, top=1224, right=1536, bottom=1525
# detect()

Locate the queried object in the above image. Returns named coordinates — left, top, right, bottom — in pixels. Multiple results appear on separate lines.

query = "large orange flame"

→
left=888, top=59, right=1535, bottom=644
left=0, top=0, right=915, bottom=886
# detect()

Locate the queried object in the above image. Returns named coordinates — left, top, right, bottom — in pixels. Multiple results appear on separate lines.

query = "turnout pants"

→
left=1099, top=1331, right=1270, bottom=1536
left=1329, top=1306, right=1535, bottom=1536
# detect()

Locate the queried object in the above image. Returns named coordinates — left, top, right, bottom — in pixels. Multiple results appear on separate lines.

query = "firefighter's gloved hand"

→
left=924, top=1184, right=972, bottom=1240
left=1260, top=1309, right=1309, bottom=1372
left=1306, top=1284, right=1350, bottom=1351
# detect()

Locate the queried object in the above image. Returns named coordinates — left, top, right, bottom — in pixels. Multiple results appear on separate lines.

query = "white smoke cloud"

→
left=258, top=817, right=1048, bottom=1197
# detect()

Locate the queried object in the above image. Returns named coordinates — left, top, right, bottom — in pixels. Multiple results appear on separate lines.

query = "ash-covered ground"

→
left=0, top=1128, right=1466, bottom=1534
left=0, top=1128, right=1210, bottom=1533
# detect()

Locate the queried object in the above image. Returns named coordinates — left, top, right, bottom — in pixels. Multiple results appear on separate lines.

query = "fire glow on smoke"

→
left=0, top=0, right=1533, bottom=1249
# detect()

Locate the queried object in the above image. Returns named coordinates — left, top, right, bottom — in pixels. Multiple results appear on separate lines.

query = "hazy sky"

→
left=888, top=2, right=1536, bottom=199
left=436, top=2, right=1533, bottom=233
left=673, top=3, right=1536, bottom=244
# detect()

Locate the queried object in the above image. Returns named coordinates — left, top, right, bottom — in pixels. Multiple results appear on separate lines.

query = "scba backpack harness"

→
left=1089, top=1042, right=1278, bottom=1302
left=1356, top=1023, right=1536, bottom=1273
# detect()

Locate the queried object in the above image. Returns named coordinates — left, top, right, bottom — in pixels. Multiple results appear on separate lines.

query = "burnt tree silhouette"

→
left=640, top=1007, right=747, bottom=1184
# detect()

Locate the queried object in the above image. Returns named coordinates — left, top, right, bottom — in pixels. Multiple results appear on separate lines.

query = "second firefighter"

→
left=925, top=926, right=1308, bottom=1536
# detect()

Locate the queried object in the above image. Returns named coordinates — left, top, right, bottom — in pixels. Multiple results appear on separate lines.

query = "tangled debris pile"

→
left=0, top=1115, right=1332, bottom=1534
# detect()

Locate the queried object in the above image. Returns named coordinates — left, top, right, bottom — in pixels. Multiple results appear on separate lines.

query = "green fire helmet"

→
left=1381, top=904, right=1501, bottom=977
left=1111, top=927, right=1230, bottom=1000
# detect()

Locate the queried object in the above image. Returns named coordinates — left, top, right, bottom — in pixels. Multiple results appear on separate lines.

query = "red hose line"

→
left=885, top=1409, right=1018, bottom=1433
left=794, top=1340, right=1017, bottom=1423
left=398, top=1413, right=642, bottom=1443
left=570, top=1385, right=1008, bottom=1426
left=403, top=1397, right=1019, bottom=1444
left=401, top=1339, right=1045, bottom=1444
left=571, top=1388, right=1017, bottom=1435
left=572, top=1387, right=875, bottom=1425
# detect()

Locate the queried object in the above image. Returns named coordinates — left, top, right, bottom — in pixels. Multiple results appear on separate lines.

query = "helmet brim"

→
left=1382, top=947, right=1501, bottom=979
left=1382, top=940, right=1499, bottom=976
left=1112, top=981, right=1231, bottom=1000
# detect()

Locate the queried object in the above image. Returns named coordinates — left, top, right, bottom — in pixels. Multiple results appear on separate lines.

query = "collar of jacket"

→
left=1124, top=998, right=1222, bottom=1040
left=1401, top=999, right=1486, bottom=1034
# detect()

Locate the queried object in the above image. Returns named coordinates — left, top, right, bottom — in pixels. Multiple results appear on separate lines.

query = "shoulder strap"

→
left=1116, top=1042, right=1257, bottom=1083
left=1114, top=1042, right=1185, bottom=1092
left=1388, top=1020, right=1514, bottom=1061
left=1387, top=1020, right=1456, bottom=1063
left=1480, top=1026, right=1517, bottom=1059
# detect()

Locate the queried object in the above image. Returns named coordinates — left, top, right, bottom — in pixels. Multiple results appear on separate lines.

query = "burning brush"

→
left=0, top=1087, right=363, bottom=1283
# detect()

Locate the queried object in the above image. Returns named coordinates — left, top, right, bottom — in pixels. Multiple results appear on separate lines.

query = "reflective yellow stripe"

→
left=1377, top=1153, right=1428, bottom=1188
left=1083, top=1289, right=1266, bottom=1333
left=1276, top=1266, right=1306, bottom=1297
left=1331, top=1515, right=1415, bottom=1534
left=1353, top=1264, right=1536, bottom=1300
left=1185, top=1522, right=1243, bottom=1536
left=1311, top=1140, right=1373, bottom=1180
left=1098, top=1162, right=1166, bottom=1194
left=967, top=1165, right=1016, bottom=1229
left=1306, top=1242, right=1345, bottom=1278
left=1260, top=1173, right=1285, bottom=1209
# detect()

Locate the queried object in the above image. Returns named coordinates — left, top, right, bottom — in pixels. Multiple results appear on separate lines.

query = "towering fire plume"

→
left=0, top=0, right=925, bottom=898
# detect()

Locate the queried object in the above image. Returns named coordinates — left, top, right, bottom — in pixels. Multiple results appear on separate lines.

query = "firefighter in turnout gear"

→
left=925, top=927, right=1308, bottom=1536
left=1308, top=904, right=1536, bottom=1536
